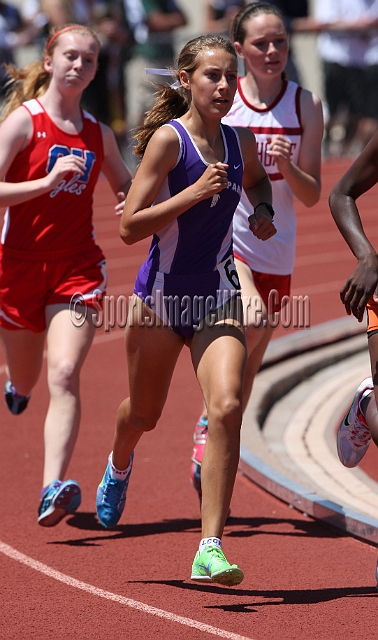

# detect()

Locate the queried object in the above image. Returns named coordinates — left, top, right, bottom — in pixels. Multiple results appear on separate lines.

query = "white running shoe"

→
left=337, top=378, right=373, bottom=468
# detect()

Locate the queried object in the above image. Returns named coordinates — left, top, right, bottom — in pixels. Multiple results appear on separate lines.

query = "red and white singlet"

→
left=1, top=98, right=104, bottom=259
left=224, top=79, right=303, bottom=275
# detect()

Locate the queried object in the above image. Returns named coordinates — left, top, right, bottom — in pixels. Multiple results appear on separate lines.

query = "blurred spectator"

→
left=205, top=0, right=245, bottom=35
left=39, top=0, right=93, bottom=26
left=123, top=0, right=148, bottom=46
left=19, top=0, right=49, bottom=47
left=0, top=1, right=36, bottom=102
left=124, top=0, right=187, bottom=133
left=314, top=0, right=378, bottom=157
left=25, top=0, right=134, bottom=154
left=85, top=0, right=134, bottom=154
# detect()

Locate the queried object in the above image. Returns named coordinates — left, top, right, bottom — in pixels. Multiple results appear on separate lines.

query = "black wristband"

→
left=254, top=202, right=275, bottom=219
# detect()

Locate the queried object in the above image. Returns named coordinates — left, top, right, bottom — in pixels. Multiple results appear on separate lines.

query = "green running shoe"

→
left=191, top=545, right=244, bottom=586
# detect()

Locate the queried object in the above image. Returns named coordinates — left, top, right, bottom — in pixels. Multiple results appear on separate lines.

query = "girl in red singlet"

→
left=0, top=24, right=133, bottom=527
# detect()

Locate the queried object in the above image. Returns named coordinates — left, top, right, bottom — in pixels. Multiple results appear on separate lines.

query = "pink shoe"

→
left=190, top=417, right=208, bottom=503
left=191, top=416, right=208, bottom=466
left=190, top=461, right=202, bottom=503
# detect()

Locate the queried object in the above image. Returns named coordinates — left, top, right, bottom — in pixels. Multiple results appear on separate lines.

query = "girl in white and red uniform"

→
left=191, top=2, right=324, bottom=498
left=0, top=25, right=133, bottom=526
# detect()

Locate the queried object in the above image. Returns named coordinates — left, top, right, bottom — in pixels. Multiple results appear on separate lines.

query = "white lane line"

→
left=0, top=541, right=255, bottom=640
left=291, top=280, right=345, bottom=296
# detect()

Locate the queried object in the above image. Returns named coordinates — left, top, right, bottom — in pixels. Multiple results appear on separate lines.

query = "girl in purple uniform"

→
left=96, top=33, right=276, bottom=586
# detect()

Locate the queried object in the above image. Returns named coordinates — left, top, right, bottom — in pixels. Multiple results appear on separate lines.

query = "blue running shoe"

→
left=96, top=452, right=134, bottom=528
left=4, top=380, right=30, bottom=415
left=38, top=479, right=81, bottom=527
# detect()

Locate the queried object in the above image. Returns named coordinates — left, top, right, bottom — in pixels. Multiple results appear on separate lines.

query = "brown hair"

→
left=133, top=34, right=237, bottom=157
left=0, top=24, right=100, bottom=122
left=231, top=2, right=286, bottom=44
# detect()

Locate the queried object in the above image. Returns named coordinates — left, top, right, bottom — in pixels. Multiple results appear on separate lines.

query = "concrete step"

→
left=239, top=317, right=378, bottom=545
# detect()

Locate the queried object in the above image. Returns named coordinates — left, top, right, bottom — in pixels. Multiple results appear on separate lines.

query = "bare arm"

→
left=120, top=126, right=231, bottom=244
left=237, top=127, right=276, bottom=241
left=99, top=123, right=133, bottom=213
left=321, top=17, right=378, bottom=31
left=0, top=107, right=89, bottom=206
left=292, top=16, right=378, bottom=33
left=329, top=133, right=378, bottom=321
left=267, top=89, right=323, bottom=207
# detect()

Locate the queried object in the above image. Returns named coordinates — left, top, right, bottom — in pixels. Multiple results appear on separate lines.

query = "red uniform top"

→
left=0, top=98, right=104, bottom=259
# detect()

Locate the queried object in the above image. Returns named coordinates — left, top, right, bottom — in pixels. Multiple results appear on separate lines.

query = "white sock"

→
left=199, top=537, right=222, bottom=553
left=109, top=452, right=132, bottom=480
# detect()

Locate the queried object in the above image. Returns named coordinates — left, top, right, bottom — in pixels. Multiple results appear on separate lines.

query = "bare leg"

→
left=235, top=258, right=276, bottom=412
left=200, top=260, right=274, bottom=420
left=190, top=262, right=274, bottom=512
left=191, top=299, right=246, bottom=539
left=112, top=295, right=184, bottom=470
left=0, top=326, right=45, bottom=395
left=355, top=117, right=378, bottom=153
left=42, top=304, right=95, bottom=486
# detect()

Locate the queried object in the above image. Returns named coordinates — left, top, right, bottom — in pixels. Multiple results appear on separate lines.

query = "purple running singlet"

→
left=134, top=118, right=244, bottom=337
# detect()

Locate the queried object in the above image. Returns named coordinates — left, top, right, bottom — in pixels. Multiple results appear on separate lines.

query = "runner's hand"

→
left=266, top=135, right=292, bottom=172
left=248, top=210, right=277, bottom=240
left=46, top=154, right=86, bottom=188
left=115, top=191, right=126, bottom=215
left=193, top=162, right=229, bottom=200
left=341, top=255, right=378, bottom=321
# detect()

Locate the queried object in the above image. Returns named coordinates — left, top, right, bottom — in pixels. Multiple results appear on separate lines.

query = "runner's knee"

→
left=128, top=408, right=162, bottom=433
left=47, top=359, right=80, bottom=394
left=208, top=396, right=242, bottom=430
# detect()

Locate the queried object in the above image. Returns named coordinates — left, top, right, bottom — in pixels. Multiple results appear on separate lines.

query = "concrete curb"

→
left=239, top=446, right=378, bottom=546
left=239, top=316, right=378, bottom=547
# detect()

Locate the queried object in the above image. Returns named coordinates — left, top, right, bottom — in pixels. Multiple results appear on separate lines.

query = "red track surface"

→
left=1, top=159, right=378, bottom=640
